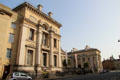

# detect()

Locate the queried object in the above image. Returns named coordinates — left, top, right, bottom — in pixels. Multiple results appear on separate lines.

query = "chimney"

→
left=37, top=4, right=43, bottom=11
left=48, top=12, right=53, bottom=17
left=85, top=45, right=90, bottom=50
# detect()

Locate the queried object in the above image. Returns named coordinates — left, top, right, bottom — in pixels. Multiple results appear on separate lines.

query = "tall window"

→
left=11, top=22, right=16, bottom=28
left=42, top=33, right=48, bottom=46
left=27, top=50, right=33, bottom=65
left=8, top=33, right=14, bottom=43
left=54, top=55, right=57, bottom=67
left=82, top=57, right=85, bottom=62
left=54, top=38, right=57, bottom=48
left=43, top=53, right=47, bottom=67
left=6, top=48, right=12, bottom=58
left=29, top=29, right=34, bottom=40
left=43, top=25, right=47, bottom=30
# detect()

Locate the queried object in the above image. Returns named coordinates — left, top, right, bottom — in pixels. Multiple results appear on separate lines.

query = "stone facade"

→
left=0, top=3, right=18, bottom=79
left=102, top=56, right=120, bottom=70
left=68, top=46, right=103, bottom=72
left=0, top=2, right=63, bottom=78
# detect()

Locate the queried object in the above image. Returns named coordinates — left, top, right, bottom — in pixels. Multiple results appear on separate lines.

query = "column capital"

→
left=49, top=27, right=55, bottom=33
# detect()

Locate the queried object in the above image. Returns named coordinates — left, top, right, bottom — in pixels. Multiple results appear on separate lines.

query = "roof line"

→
left=12, top=2, right=62, bottom=27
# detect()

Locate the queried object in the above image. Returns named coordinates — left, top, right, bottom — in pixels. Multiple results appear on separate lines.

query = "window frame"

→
left=8, top=33, right=14, bottom=43
left=6, top=48, right=12, bottom=59
left=11, top=22, right=16, bottom=29
left=27, top=50, right=33, bottom=66
left=29, top=28, right=34, bottom=41
left=54, top=38, right=57, bottom=48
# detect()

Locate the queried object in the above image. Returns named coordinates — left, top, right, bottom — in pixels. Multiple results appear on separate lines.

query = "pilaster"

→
left=17, top=24, right=27, bottom=65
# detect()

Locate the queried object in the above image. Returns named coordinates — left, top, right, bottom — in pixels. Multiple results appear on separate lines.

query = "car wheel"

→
left=28, top=78, right=31, bottom=80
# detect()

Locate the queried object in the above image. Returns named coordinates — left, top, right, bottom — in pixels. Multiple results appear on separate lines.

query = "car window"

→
left=14, top=72, right=19, bottom=76
left=20, top=73, right=27, bottom=77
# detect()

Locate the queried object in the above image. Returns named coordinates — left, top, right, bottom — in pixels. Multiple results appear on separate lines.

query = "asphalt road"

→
left=55, top=72, right=120, bottom=80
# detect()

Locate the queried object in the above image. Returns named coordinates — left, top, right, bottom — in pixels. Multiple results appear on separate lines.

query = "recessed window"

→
left=54, top=55, right=57, bottom=67
left=8, top=33, right=14, bottom=43
left=29, top=28, right=34, bottom=41
left=6, top=48, right=12, bottom=58
left=11, top=22, right=16, bottom=28
left=54, top=38, right=57, bottom=48
left=82, top=57, right=85, bottom=62
left=27, top=50, right=33, bottom=65
left=43, top=53, right=47, bottom=67
left=43, top=25, right=48, bottom=30
left=42, top=33, right=48, bottom=46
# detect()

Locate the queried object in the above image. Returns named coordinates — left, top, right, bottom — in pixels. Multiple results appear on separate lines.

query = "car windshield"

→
left=20, top=73, right=27, bottom=77
left=14, top=72, right=19, bottom=76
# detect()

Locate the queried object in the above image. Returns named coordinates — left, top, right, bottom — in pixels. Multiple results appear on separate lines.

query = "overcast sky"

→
left=1, top=0, right=120, bottom=60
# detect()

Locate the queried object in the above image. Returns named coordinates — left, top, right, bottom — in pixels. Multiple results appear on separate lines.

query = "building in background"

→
left=61, top=49, right=67, bottom=68
left=68, top=45, right=103, bottom=73
left=102, top=55, right=120, bottom=70
left=0, top=2, right=63, bottom=79
left=0, top=4, right=18, bottom=79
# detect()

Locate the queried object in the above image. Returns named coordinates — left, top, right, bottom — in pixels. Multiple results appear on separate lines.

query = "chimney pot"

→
left=48, top=12, right=53, bottom=17
left=37, top=4, right=43, bottom=11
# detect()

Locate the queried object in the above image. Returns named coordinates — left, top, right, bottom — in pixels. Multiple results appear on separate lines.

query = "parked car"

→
left=9, top=72, right=32, bottom=80
left=100, top=69, right=109, bottom=74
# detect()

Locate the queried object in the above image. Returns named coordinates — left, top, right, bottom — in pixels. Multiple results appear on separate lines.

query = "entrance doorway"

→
left=2, top=65, right=10, bottom=79
left=43, top=53, right=47, bottom=67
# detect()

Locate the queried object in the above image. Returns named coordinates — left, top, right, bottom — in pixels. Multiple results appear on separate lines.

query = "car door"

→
left=20, top=73, right=28, bottom=80
left=13, top=72, right=21, bottom=80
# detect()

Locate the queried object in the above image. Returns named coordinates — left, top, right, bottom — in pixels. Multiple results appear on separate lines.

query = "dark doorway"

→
left=2, top=65, right=10, bottom=79
left=43, top=53, right=47, bottom=67
left=54, top=55, right=57, bottom=67
left=78, top=64, right=81, bottom=68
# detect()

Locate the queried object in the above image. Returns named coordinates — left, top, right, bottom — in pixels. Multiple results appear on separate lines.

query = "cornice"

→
left=68, top=48, right=101, bottom=55
left=12, top=2, right=62, bottom=28
left=23, top=17, right=37, bottom=26
left=0, top=8, right=12, bottom=16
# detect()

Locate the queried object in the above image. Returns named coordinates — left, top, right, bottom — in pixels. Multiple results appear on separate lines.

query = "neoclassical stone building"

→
left=13, top=2, right=62, bottom=72
left=0, top=2, right=63, bottom=78
left=68, top=46, right=103, bottom=72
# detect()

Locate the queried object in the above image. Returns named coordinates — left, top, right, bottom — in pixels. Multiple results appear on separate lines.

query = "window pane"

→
left=6, top=48, right=12, bottom=58
left=54, top=38, right=57, bottom=48
left=54, top=55, right=57, bottom=67
left=8, top=34, right=14, bottom=43
left=27, top=50, right=33, bottom=65
left=11, top=23, right=16, bottom=28
left=29, top=29, right=34, bottom=40
left=42, top=33, right=47, bottom=46
left=43, top=53, right=47, bottom=67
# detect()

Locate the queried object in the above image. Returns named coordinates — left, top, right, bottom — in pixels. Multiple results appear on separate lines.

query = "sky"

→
left=1, top=0, right=120, bottom=60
